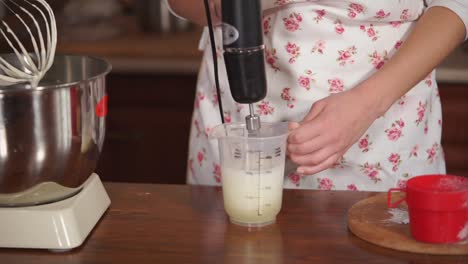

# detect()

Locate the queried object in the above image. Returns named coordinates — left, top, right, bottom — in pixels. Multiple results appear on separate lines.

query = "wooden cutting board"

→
left=347, top=193, right=468, bottom=255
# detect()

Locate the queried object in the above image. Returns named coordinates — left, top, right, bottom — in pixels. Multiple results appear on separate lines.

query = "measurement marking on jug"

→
left=234, top=148, right=242, bottom=159
left=257, top=151, right=263, bottom=216
left=275, top=147, right=281, bottom=157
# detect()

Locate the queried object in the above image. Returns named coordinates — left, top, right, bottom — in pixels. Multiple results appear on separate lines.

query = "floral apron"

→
left=187, top=0, right=445, bottom=191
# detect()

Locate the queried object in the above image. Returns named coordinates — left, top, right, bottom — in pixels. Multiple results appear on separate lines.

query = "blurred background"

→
left=0, top=0, right=201, bottom=185
left=0, top=0, right=467, bottom=184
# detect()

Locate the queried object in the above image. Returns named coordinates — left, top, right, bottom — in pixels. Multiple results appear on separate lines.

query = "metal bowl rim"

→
left=0, top=54, right=112, bottom=94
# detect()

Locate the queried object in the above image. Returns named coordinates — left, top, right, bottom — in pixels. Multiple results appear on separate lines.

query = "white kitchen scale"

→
left=0, top=174, right=110, bottom=250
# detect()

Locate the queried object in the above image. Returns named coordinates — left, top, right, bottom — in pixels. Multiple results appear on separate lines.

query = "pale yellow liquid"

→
left=221, top=166, right=284, bottom=226
left=0, top=182, right=79, bottom=206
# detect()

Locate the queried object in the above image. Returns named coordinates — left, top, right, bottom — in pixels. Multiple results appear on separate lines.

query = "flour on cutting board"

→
left=385, top=209, right=468, bottom=244
left=457, top=223, right=468, bottom=241
left=385, top=208, right=409, bottom=224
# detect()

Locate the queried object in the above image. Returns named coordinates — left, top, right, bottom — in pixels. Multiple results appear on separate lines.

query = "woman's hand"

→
left=206, top=0, right=222, bottom=25
left=167, top=0, right=221, bottom=26
left=287, top=87, right=381, bottom=175
left=287, top=6, right=466, bottom=176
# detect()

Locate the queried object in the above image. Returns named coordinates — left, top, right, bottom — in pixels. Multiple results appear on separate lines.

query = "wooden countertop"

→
left=1, top=183, right=467, bottom=263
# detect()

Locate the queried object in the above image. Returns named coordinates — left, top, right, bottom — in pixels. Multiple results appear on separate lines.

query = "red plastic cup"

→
left=387, top=174, right=468, bottom=243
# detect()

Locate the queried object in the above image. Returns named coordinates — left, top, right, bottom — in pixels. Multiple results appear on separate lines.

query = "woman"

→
left=167, top=0, right=467, bottom=191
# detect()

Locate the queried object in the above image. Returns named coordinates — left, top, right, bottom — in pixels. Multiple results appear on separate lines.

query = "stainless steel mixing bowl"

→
left=0, top=54, right=111, bottom=207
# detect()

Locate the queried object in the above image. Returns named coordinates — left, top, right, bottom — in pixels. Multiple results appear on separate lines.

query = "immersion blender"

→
left=204, top=0, right=274, bottom=220
left=204, top=0, right=267, bottom=132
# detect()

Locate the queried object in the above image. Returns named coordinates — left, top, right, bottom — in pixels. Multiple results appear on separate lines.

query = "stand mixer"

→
left=0, top=54, right=111, bottom=250
left=0, top=0, right=111, bottom=250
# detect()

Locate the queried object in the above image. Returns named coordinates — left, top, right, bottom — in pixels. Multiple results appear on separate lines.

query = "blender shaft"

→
left=245, top=104, right=261, bottom=132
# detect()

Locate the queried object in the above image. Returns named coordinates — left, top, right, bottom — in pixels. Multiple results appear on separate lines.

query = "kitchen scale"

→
left=0, top=174, right=110, bottom=250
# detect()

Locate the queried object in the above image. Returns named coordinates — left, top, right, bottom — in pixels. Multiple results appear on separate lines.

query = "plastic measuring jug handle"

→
left=387, top=188, right=406, bottom=208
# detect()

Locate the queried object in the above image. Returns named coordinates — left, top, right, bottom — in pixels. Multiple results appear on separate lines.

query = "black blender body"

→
left=221, top=0, right=267, bottom=104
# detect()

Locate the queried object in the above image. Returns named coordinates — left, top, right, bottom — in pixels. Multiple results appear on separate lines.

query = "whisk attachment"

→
left=0, top=0, right=57, bottom=87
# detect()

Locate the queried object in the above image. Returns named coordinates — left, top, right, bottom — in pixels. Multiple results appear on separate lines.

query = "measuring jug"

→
left=388, top=174, right=468, bottom=243
left=212, top=122, right=289, bottom=227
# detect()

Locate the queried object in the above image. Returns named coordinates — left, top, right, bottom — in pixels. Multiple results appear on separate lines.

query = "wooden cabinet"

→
left=439, top=83, right=468, bottom=177
left=95, top=73, right=197, bottom=184
left=51, top=17, right=203, bottom=184
left=96, top=77, right=468, bottom=184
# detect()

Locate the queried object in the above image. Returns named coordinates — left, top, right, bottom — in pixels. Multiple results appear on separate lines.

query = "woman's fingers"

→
left=288, top=101, right=326, bottom=144
left=288, top=121, right=300, bottom=131
left=288, top=136, right=323, bottom=155
left=296, top=153, right=341, bottom=175
left=289, top=144, right=338, bottom=166
left=286, top=122, right=300, bottom=157
left=288, top=120, right=321, bottom=144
